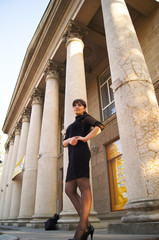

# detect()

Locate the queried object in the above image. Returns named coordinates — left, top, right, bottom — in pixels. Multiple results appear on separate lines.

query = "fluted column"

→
left=18, top=88, right=43, bottom=221
left=0, top=143, right=9, bottom=220
left=59, top=20, right=98, bottom=226
left=2, top=135, right=14, bottom=220
left=32, top=60, right=59, bottom=222
left=63, top=20, right=87, bottom=124
left=9, top=108, right=30, bottom=220
left=3, top=123, right=21, bottom=220
left=101, top=0, right=159, bottom=223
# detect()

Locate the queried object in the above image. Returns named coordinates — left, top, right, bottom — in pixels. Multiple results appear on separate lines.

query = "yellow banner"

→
left=107, top=139, right=128, bottom=211
left=12, top=156, right=25, bottom=180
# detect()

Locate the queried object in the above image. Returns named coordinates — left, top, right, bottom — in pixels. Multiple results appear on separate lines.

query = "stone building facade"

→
left=0, top=0, right=159, bottom=233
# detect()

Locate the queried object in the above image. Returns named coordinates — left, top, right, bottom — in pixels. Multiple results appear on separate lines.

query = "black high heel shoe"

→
left=81, top=225, right=94, bottom=240
left=69, top=227, right=88, bottom=240
left=87, top=225, right=94, bottom=240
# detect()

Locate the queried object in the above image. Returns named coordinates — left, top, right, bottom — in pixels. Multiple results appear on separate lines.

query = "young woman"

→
left=63, top=99, right=104, bottom=240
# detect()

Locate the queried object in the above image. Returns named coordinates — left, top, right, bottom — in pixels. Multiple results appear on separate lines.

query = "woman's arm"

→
left=78, top=126, right=101, bottom=142
left=63, top=136, right=79, bottom=147
left=63, top=126, right=101, bottom=146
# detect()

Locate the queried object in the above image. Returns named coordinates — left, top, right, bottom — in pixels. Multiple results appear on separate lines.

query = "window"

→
left=106, top=139, right=128, bottom=211
left=99, top=68, right=116, bottom=121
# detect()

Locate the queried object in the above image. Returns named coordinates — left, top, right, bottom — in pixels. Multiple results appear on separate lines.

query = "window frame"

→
left=99, top=67, right=115, bottom=121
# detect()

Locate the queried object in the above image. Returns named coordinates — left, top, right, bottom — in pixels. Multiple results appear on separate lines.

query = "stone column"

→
left=2, top=135, right=14, bottom=220
left=9, top=108, right=30, bottom=220
left=3, top=123, right=21, bottom=220
left=18, top=88, right=43, bottom=221
left=0, top=143, right=9, bottom=220
left=101, top=0, right=159, bottom=224
left=32, top=60, right=60, bottom=223
left=59, top=21, right=98, bottom=227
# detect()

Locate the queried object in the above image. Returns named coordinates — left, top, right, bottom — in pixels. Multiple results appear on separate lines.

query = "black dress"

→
left=64, top=112, right=104, bottom=182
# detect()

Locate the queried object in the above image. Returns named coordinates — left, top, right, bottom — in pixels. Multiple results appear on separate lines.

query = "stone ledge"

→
left=0, top=234, right=18, bottom=240
left=107, top=222, right=159, bottom=235
left=26, top=223, right=45, bottom=228
left=12, top=222, right=26, bottom=227
left=56, top=223, right=77, bottom=231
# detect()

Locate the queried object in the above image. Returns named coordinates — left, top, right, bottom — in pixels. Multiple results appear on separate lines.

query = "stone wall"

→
left=135, top=8, right=159, bottom=84
left=86, top=7, right=159, bottom=217
left=56, top=6, right=159, bottom=219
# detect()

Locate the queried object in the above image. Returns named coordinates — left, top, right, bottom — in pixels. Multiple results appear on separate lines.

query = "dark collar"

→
left=75, top=111, right=87, bottom=120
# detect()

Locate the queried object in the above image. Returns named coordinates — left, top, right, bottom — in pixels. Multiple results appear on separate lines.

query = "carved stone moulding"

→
left=4, top=142, right=9, bottom=152
left=44, top=59, right=64, bottom=80
left=63, top=20, right=88, bottom=43
left=9, top=133, right=15, bottom=145
left=14, top=122, right=22, bottom=135
left=31, top=88, right=44, bottom=105
left=21, top=107, right=31, bottom=122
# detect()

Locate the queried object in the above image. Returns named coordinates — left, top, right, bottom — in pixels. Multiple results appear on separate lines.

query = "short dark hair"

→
left=72, top=99, right=87, bottom=108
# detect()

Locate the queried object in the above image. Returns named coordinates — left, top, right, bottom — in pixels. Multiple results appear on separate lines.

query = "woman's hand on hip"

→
left=77, top=136, right=87, bottom=142
left=69, top=137, right=79, bottom=146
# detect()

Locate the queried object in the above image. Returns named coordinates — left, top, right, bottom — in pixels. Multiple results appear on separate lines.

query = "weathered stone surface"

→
left=107, top=222, right=159, bottom=235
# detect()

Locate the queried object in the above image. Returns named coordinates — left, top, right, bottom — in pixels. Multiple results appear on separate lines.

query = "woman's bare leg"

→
left=65, top=180, right=81, bottom=215
left=74, top=178, right=92, bottom=240
left=65, top=179, right=91, bottom=228
left=65, top=178, right=92, bottom=239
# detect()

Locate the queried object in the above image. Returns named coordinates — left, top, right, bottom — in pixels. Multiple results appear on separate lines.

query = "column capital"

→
left=63, top=20, right=87, bottom=44
left=31, top=88, right=44, bottom=105
left=4, top=142, right=9, bottom=152
left=9, top=133, right=15, bottom=145
left=21, top=107, right=31, bottom=123
left=44, top=59, right=63, bottom=80
left=14, top=122, right=22, bottom=135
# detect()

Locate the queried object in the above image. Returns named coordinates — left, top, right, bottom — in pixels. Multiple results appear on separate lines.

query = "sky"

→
left=0, top=0, right=50, bottom=157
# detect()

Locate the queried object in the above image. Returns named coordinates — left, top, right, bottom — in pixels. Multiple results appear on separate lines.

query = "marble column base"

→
left=26, top=222, right=45, bottom=228
left=0, top=219, right=28, bottom=227
left=27, top=217, right=48, bottom=229
left=58, top=210, right=100, bottom=230
left=121, top=198, right=159, bottom=223
left=122, top=211, right=159, bottom=223
left=31, top=215, right=50, bottom=222
left=58, top=210, right=80, bottom=224
left=107, top=222, right=159, bottom=235
left=15, top=217, right=33, bottom=227
left=0, top=221, right=13, bottom=226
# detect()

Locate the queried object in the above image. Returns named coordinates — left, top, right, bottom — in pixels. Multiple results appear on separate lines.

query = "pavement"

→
left=0, top=225, right=159, bottom=240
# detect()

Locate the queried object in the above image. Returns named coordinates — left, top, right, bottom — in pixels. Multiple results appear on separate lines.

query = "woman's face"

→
left=73, top=102, right=86, bottom=115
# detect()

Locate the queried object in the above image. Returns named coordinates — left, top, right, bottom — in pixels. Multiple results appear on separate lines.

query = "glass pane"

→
left=103, top=102, right=116, bottom=121
left=100, top=68, right=110, bottom=86
left=108, top=78, right=114, bottom=102
left=109, top=101, right=116, bottom=115
left=101, top=83, right=109, bottom=108
left=107, top=139, right=122, bottom=160
left=100, top=74, right=106, bottom=86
